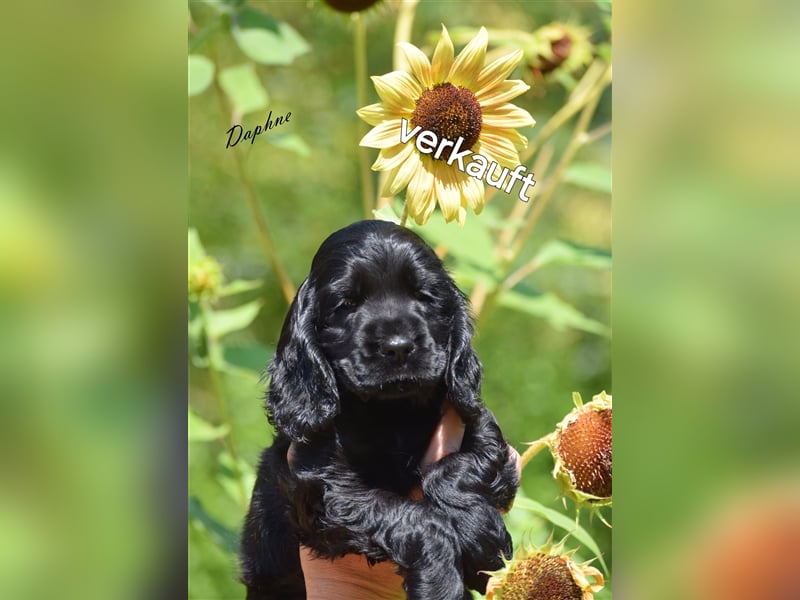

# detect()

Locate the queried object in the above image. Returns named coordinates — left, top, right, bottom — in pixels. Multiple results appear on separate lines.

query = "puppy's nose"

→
left=380, top=335, right=414, bottom=363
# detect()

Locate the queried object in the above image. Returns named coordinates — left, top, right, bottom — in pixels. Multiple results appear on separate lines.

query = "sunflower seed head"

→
left=552, top=392, right=613, bottom=506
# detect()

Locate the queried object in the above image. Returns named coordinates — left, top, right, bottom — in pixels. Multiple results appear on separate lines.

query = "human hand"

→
left=290, top=401, right=521, bottom=600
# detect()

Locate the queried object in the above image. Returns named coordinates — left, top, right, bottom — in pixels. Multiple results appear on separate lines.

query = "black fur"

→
left=240, top=221, right=519, bottom=600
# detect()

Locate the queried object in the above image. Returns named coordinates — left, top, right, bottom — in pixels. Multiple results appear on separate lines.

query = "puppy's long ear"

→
left=446, top=289, right=483, bottom=418
left=266, top=278, right=339, bottom=443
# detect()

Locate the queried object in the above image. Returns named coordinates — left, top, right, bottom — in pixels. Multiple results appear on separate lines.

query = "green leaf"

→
left=512, top=495, right=609, bottom=575
left=205, top=299, right=263, bottom=340
left=189, top=15, right=225, bottom=54
left=373, top=204, right=401, bottom=224
left=499, top=289, right=610, bottom=336
left=565, top=162, right=612, bottom=193
left=188, top=494, right=243, bottom=600
left=188, top=55, right=215, bottom=97
left=414, top=217, right=497, bottom=274
left=188, top=228, right=207, bottom=266
left=188, top=496, right=239, bottom=555
left=217, top=278, right=262, bottom=297
left=222, top=343, right=273, bottom=373
left=232, top=8, right=310, bottom=66
left=530, top=239, right=611, bottom=271
left=597, top=41, right=612, bottom=63
left=218, top=450, right=256, bottom=506
left=188, top=524, right=241, bottom=599
left=595, top=0, right=612, bottom=10
left=267, top=133, right=311, bottom=157
left=372, top=204, right=400, bottom=225
left=218, top=63, right=269, bottom=115
left=189, top=408, right=230, bottom=442
left=448, top=262, right=499, bottom=293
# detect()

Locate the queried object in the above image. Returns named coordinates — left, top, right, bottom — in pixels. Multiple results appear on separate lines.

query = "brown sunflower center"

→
left=503, top=555, right=584, bottom=600
left=557, top=408, right=613, bottom=499
left=411, top=82, right=482, bottom=160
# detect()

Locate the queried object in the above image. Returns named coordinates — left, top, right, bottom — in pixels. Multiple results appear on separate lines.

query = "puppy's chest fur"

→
left=335, top=394, right=445, bottom=494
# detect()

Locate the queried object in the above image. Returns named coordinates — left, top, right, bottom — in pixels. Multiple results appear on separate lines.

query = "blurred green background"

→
left=190, top=1, right=611, bottom=598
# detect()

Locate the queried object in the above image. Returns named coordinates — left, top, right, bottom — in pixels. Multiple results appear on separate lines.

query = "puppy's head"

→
left=267, top=220, right=482, bottom=443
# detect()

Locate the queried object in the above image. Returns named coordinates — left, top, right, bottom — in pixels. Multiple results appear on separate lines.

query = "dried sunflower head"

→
left=521, top=391, right=612, bottom=515
left=551, top=391, right=613, bottom=507
left=529, top=22, right=594, bottom=79
left=485, top=536, right=604, bottom=600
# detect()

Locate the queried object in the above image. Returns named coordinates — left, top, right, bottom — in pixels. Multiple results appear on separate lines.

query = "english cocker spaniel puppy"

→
left=240, top=220, right=519, bottom=600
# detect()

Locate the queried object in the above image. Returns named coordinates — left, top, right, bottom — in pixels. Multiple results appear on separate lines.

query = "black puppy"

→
left=240, top=220, right=518, bottom=600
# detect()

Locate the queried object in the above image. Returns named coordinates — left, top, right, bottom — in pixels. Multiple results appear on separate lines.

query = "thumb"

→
left=421, top=400, right=465, bottom=468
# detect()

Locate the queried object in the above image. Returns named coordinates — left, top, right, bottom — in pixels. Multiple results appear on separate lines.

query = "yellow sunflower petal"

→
left=455, top=205, right=467, bottom=226
left=359, top=119, right=403, bottom=149
left=448, top=27, right=488, bottom=89
left=433, top=165, right=462, bottom=222
left=397, top=42, right=433, bottom=89
left=381, top=148, right=422, bottom=196
left=372, top=142, right=415, bottom=172
left=430, top=24, right=454, bottom=84
left=461, top=174, right=486, bottom=213
left=371, top=71, right=421, bottom=112
left=415, top=187, right=437, bottom=224
left=476, top=134, right=522, bottom=169
left=482, top=124, right=530, bottom=151
left=477, top=79, right=530, bottom=108
left=406, top=161, right=436, bottom=224
left=475, top=48, right=524, bottom=93
left=481, top=103, right=536, bottom=129
left=357, top=24, right=537, bottom=226
left=356, top=102, right=391, bottom=126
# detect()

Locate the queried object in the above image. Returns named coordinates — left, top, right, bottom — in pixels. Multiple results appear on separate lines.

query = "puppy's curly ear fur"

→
left=445, top=287, right=483, bottom=419
left=267, top=278, right=339, bottom=443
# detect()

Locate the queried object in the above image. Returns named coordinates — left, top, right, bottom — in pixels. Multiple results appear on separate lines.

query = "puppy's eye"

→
left=340, top=297, right=358, bottom=309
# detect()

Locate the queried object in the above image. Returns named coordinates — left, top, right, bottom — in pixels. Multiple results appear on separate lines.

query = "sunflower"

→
left=550, top=391, right=612, bottom=511
left=520, top=391, right=613, bottom=526
left=357, top=26, right=535, bottom=225
left=484, top=535, right=605, bottom=600
left=529, top=22, right=595, bottom=78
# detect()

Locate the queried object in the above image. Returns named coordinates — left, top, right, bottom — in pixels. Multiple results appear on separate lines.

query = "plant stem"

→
left=353, top=12, right=375, bottom=219
left=470, top=143, right=554, bottom=318
left=208, top=50, right=296, bottom=305
left=520, top=60, right=611, bottom=164
left=509, top=84, right=605, bottom=260
left=499, top=257, right=543, bottom=295
left=393, top=0, right=419, bottom=70
left=520, top=437, right=550, bottom=469
left=399, top=202, right=409, bottom=227
left=484, top=59, right=611, bottom=257
left=493, top=143, right=556, bottom=263
left=582, top=121, right=612, bottom=146
left=472, top=65, right=610, bottom=327
left=231, top=150, right=296, bottom=304
left=200, top=299, right=249, bottom=511
left=372, top=0, right=420, bottom=213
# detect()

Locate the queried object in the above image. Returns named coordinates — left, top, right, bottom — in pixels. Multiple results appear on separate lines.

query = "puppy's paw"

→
left=404, top=563, right=466, bottom=600
left=454, top=504, right=512, bottom=593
